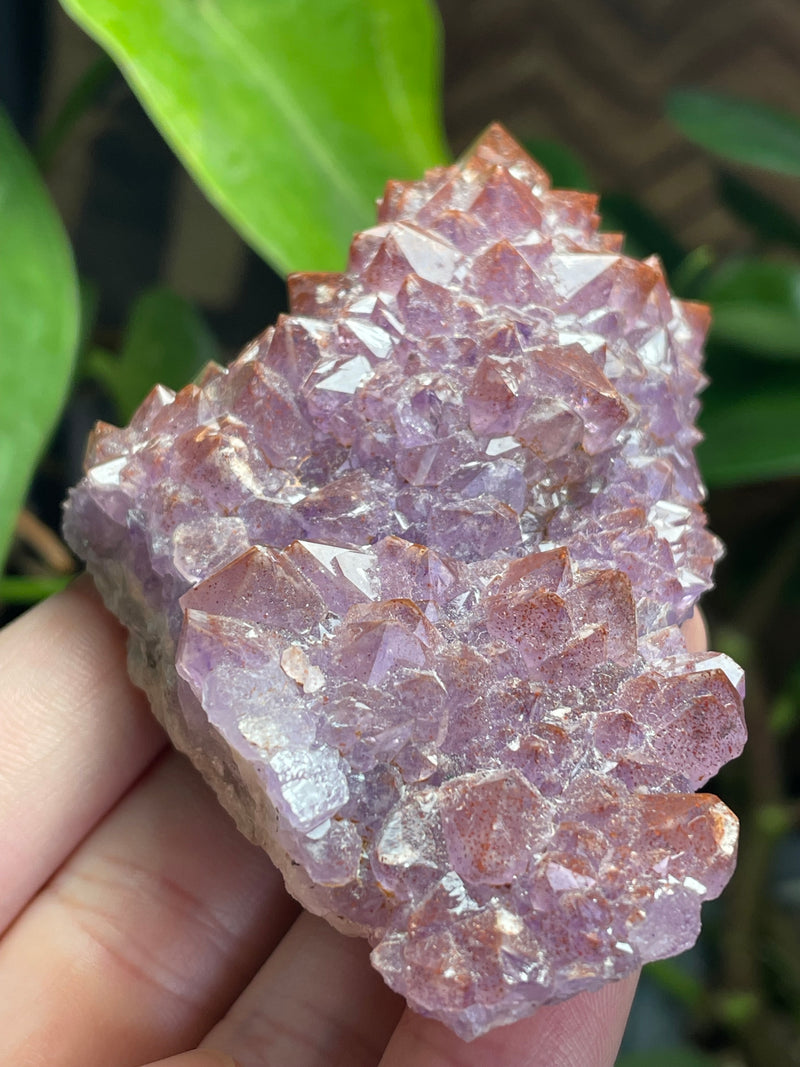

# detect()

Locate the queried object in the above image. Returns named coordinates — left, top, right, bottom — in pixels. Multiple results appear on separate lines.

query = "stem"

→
left=14, top=510, right=75, bottom=574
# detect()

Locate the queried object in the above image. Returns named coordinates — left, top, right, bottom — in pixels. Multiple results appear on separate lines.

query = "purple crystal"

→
left=64, top=125, right=746, bottom=1040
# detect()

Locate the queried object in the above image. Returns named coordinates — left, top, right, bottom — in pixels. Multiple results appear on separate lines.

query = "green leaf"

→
left=86, top=288, right=220, bottom=423
left=0, top=574, right=73, bottom=606
left=701, top=259, right=800, bottom=361
left=524, top=138, right=591, bottom=191
left=0, top=109, right=79, bottom=571
left=698, top=388, right=800, bottom=486
left=59, top=0, right=450, bottom=275
left=616, top=1049, right=716, bottom=1067
left=645, top=959, right=705, bottom=1010
left=670, top=246, right=715, bottom=299
left=703, top=258, right=800, bottom=306
left=710, top=305, right=800, bottom=360
left=667, top=89, right=800, bottom=178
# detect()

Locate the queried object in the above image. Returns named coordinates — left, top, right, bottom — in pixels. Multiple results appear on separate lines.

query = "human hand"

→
left=0, top=576, right=707, bottom=1067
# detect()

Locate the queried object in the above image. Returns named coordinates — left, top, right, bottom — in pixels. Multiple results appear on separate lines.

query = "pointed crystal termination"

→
left=63, top=124, right=746, bottom=1040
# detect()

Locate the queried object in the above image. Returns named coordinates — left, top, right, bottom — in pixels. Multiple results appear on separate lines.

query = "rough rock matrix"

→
left=64, top=126, right=746, bottom=1040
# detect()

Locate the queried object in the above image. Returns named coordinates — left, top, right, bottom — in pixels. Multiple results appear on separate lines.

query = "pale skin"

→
left=0, top=575, right=708, bottom=1067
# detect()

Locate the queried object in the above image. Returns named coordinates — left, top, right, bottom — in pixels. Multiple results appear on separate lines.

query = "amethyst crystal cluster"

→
left=64, top=126, right=746, bottom=1039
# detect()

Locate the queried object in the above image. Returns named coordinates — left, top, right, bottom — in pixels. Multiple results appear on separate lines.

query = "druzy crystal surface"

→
left=64, top=126, right=746, bottom=1040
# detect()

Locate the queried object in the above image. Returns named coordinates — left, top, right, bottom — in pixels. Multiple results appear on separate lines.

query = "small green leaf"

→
left=668, top=89, right=800, bottom=178
left=710, top=305, right=800, bottom=360
left=717, top=990, right=761, bottom=1027
left=701, top=259, right=800, bottom=361
left=645, top=959, right=705, bottom=1010
left=0, top=108, right=79, bottom=571
left=524, top=139, right=591, bottom=191
left=86, top=288, right=220, bottom=423
left=59, top=0, right=450, bottom=275
left=703, top=258, right=800, bottom=306
left=698, top=389, right=800, bottom=486
left=0, top=574, right=73, bottom=606
left=671, top=246, right=715, bottom=299
left=616, top=1049, right=716, bottom=1067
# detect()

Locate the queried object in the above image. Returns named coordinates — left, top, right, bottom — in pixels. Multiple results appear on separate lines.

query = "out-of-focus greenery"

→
left=85, top=288, right=221, bottom=423
left=1, top=5, right=799, bottom=1064
left=668, top=88, right=800, bottom=178
left=0, top=109, right=79, bottom=572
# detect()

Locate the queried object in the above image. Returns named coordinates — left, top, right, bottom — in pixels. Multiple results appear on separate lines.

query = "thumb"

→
left=139, top=1050, right=238, bottom=1067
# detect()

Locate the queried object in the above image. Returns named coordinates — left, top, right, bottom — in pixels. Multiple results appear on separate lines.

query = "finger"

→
left=140, top=1052, right=238, bottom=1067
left=201, top=912, right=404, bottom=1067
left=377, top=973, right=638, bottom=1067
left=0, top=752, right=298, bottom=1067
left=0, top=576, right=166, bottom=932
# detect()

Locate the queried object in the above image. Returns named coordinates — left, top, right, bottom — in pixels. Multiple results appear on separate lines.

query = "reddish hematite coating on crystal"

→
left=64, top=125, right=746, bottom=1040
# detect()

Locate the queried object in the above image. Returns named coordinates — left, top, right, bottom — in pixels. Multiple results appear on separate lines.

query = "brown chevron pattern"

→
left=437, top=0, right=800, bottom=255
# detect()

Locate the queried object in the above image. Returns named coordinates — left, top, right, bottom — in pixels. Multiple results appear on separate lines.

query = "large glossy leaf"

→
left=60, top=0, right=450, bottom=275
left=86, top=288, right=220, bottom=422
left=668, top=89, right=800, bottom=178
left=698, top=389, right=800, bottom=486
left=0, top=109, right=79, bottom=570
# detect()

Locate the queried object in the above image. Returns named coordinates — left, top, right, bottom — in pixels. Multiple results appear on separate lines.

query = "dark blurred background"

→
left=2, top=1, right=800, bottom=1063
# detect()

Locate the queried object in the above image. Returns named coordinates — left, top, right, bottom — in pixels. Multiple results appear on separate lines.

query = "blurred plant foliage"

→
left=60, top=0, right=449, bottom=274
left=1, top=4, right=800, bottom=1063
left=85, top=288, right=221, bottom=424
left=0, top=110, right=79, bottom=581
